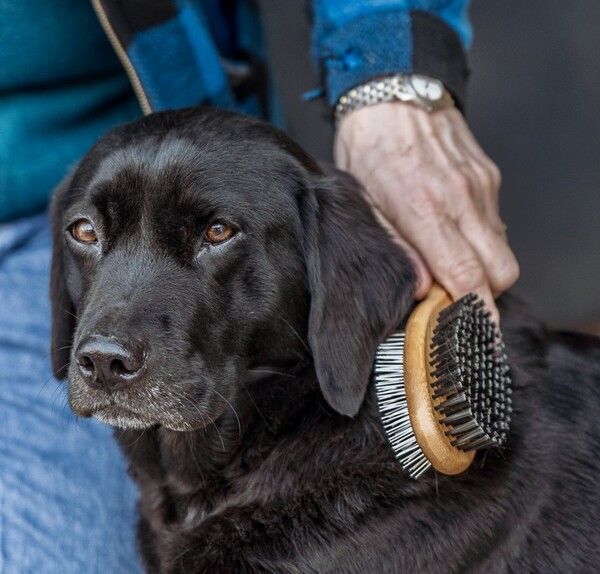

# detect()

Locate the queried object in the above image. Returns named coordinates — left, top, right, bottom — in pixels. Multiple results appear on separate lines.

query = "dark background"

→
left=261, top=1, right=600, bottom=328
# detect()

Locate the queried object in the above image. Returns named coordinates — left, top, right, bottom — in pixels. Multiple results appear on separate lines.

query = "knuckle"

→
left=415, top=193, right=438, bottom=213
left=447, top=257, right=485, bottom=292
left=470, top=161, right=499, bottom=198
left=474, top=164, right=494, bottom=191
left=494, top=258, right=520, bottom=291
left=409, top=189, right=441, bottom=218
left=479, top=158, right=502, bottom=194
left=449, top=170, right=471, bottom=193
left=486, top=160, right=502, bottom=190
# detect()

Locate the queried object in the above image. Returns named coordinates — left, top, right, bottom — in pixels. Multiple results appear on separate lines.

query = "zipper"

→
left=90, top=0, right=153, bottom=115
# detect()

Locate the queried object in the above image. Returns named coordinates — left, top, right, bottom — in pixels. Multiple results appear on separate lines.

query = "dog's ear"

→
left=300, top=169, right=416, bottom=417
left=50, top=173, right=77, bottom=379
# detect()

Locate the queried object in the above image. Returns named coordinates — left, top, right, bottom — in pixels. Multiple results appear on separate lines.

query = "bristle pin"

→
left=375, top=284, right=512, bottom=479
left=376, top=333, right=431, bottom=479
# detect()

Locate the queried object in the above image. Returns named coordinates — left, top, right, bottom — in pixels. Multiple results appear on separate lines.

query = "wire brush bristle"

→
left=375, top=289, right=512, bottom=479
left=431, top=294, right=512, bottom=451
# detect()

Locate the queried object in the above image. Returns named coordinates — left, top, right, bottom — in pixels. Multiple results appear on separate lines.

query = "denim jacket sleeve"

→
left=311, top=1, right=471, bottom=110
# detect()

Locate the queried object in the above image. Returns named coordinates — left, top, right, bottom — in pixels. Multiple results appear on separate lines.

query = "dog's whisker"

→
left=53, top=345, right=73, bottom=353
left=171, top=394, right=212, bottom=479
left=53, top=361, right=70, bottom=374
left=168, top=388, right=205, bottom=425
left=127, top=427, right=148, bottom=448
left=189, top=449, right=206, bottom=483
left=39, top=365, right=68, bottom=396
left=212, top=389, right=242, bottom=439
left=280, top=317, right=313, bottom=357
left=43, top=344, right=72, bottom=361
left=49, top=383, right=65, bottom=406
left=210, top=420, right=226, bottom=452
left=165, top=389, right=219, bottom=465
left=49, top=377, right=69, bottom=406
left=240, top=381, right=268, bottom=425
left=63, top=309, right=81, bottom=321
left=174, top=390, right=228, bottom=455
left=170, top=391, right=229, bottom=456
left=59, top=396, right=72, bottom=430
left=173, top=546, right=193, bottom=570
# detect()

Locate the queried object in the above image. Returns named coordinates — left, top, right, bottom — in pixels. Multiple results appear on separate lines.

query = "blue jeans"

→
left=0, top=213, right=142, bottom=573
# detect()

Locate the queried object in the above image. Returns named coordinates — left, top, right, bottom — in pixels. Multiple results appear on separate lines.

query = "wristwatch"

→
left=335, top=74, right=454, bottom=121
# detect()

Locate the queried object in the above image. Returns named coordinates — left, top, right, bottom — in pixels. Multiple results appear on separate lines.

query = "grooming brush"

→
left=374, top=284, right=512, bottom=479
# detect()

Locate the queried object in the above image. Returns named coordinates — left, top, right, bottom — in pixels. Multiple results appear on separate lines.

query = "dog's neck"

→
left=116, top=361, right=324, bottom=496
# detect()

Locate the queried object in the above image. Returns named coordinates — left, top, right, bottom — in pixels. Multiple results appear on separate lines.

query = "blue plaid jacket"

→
left=91, top=0, right=471, bottom=115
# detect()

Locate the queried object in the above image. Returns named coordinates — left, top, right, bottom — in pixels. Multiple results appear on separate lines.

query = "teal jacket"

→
left=0, top=0, right=470, bottom=223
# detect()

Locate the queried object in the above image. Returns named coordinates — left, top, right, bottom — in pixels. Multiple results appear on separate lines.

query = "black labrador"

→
left=50, top=107, right=599, bottom=573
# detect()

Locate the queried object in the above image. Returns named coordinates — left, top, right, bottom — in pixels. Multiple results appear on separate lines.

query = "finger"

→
left=457, top=209, right=520, bottom=296
left=401, top=213, right=499, bottom=322
left=461, top=148, right=502, bottom=227
left=430, top=154, right=516, bottom=295
left=456, top=172, right=503, bottom=254
left=455, top=121, right=502, bottom=192
left=464, top=144, right=501, bottom=194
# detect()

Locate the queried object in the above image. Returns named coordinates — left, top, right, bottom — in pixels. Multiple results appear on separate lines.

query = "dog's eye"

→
left=70, top=219, right=98, bottom=244
left=205, top=221, right=236, bottom=245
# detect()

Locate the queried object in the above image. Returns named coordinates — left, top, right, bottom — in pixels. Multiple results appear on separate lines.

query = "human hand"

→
left=334, top=102, right=519, bottom=325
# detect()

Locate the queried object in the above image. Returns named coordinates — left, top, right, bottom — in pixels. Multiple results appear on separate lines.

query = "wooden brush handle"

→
left=404, top=284, right=475, bottom=475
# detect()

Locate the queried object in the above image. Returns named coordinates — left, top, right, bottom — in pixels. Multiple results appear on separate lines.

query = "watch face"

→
left=411, top=75, right=444, bottom=101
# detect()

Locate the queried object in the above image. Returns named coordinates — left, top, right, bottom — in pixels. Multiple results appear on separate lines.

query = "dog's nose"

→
left=75, top=336, right=147, bottom=391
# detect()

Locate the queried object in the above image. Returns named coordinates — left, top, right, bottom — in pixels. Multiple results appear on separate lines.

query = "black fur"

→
left=50, top=107, right=600, bottom=573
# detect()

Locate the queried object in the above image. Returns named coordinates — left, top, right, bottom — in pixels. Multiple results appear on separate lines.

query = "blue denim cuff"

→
left=319, top=10, right=469, bottom=111
left=320, top=10, right=413, bottom=106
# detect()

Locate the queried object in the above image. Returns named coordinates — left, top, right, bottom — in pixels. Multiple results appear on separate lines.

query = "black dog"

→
left=50, top=107, right=599, bottom=573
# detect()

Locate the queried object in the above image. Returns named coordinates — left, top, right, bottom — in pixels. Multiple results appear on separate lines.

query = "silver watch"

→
left=335, top=74, right=454, bottom=121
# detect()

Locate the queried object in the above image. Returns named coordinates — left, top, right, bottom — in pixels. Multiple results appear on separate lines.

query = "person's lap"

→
left=0, top=213, right=141, bottom=573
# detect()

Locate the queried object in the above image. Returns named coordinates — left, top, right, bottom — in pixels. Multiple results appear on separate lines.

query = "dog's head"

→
left=50, top=107, right=415, bottom=430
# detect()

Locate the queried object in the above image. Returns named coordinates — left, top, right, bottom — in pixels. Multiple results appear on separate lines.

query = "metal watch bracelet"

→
left=334, top=74, right=454, bottom=122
